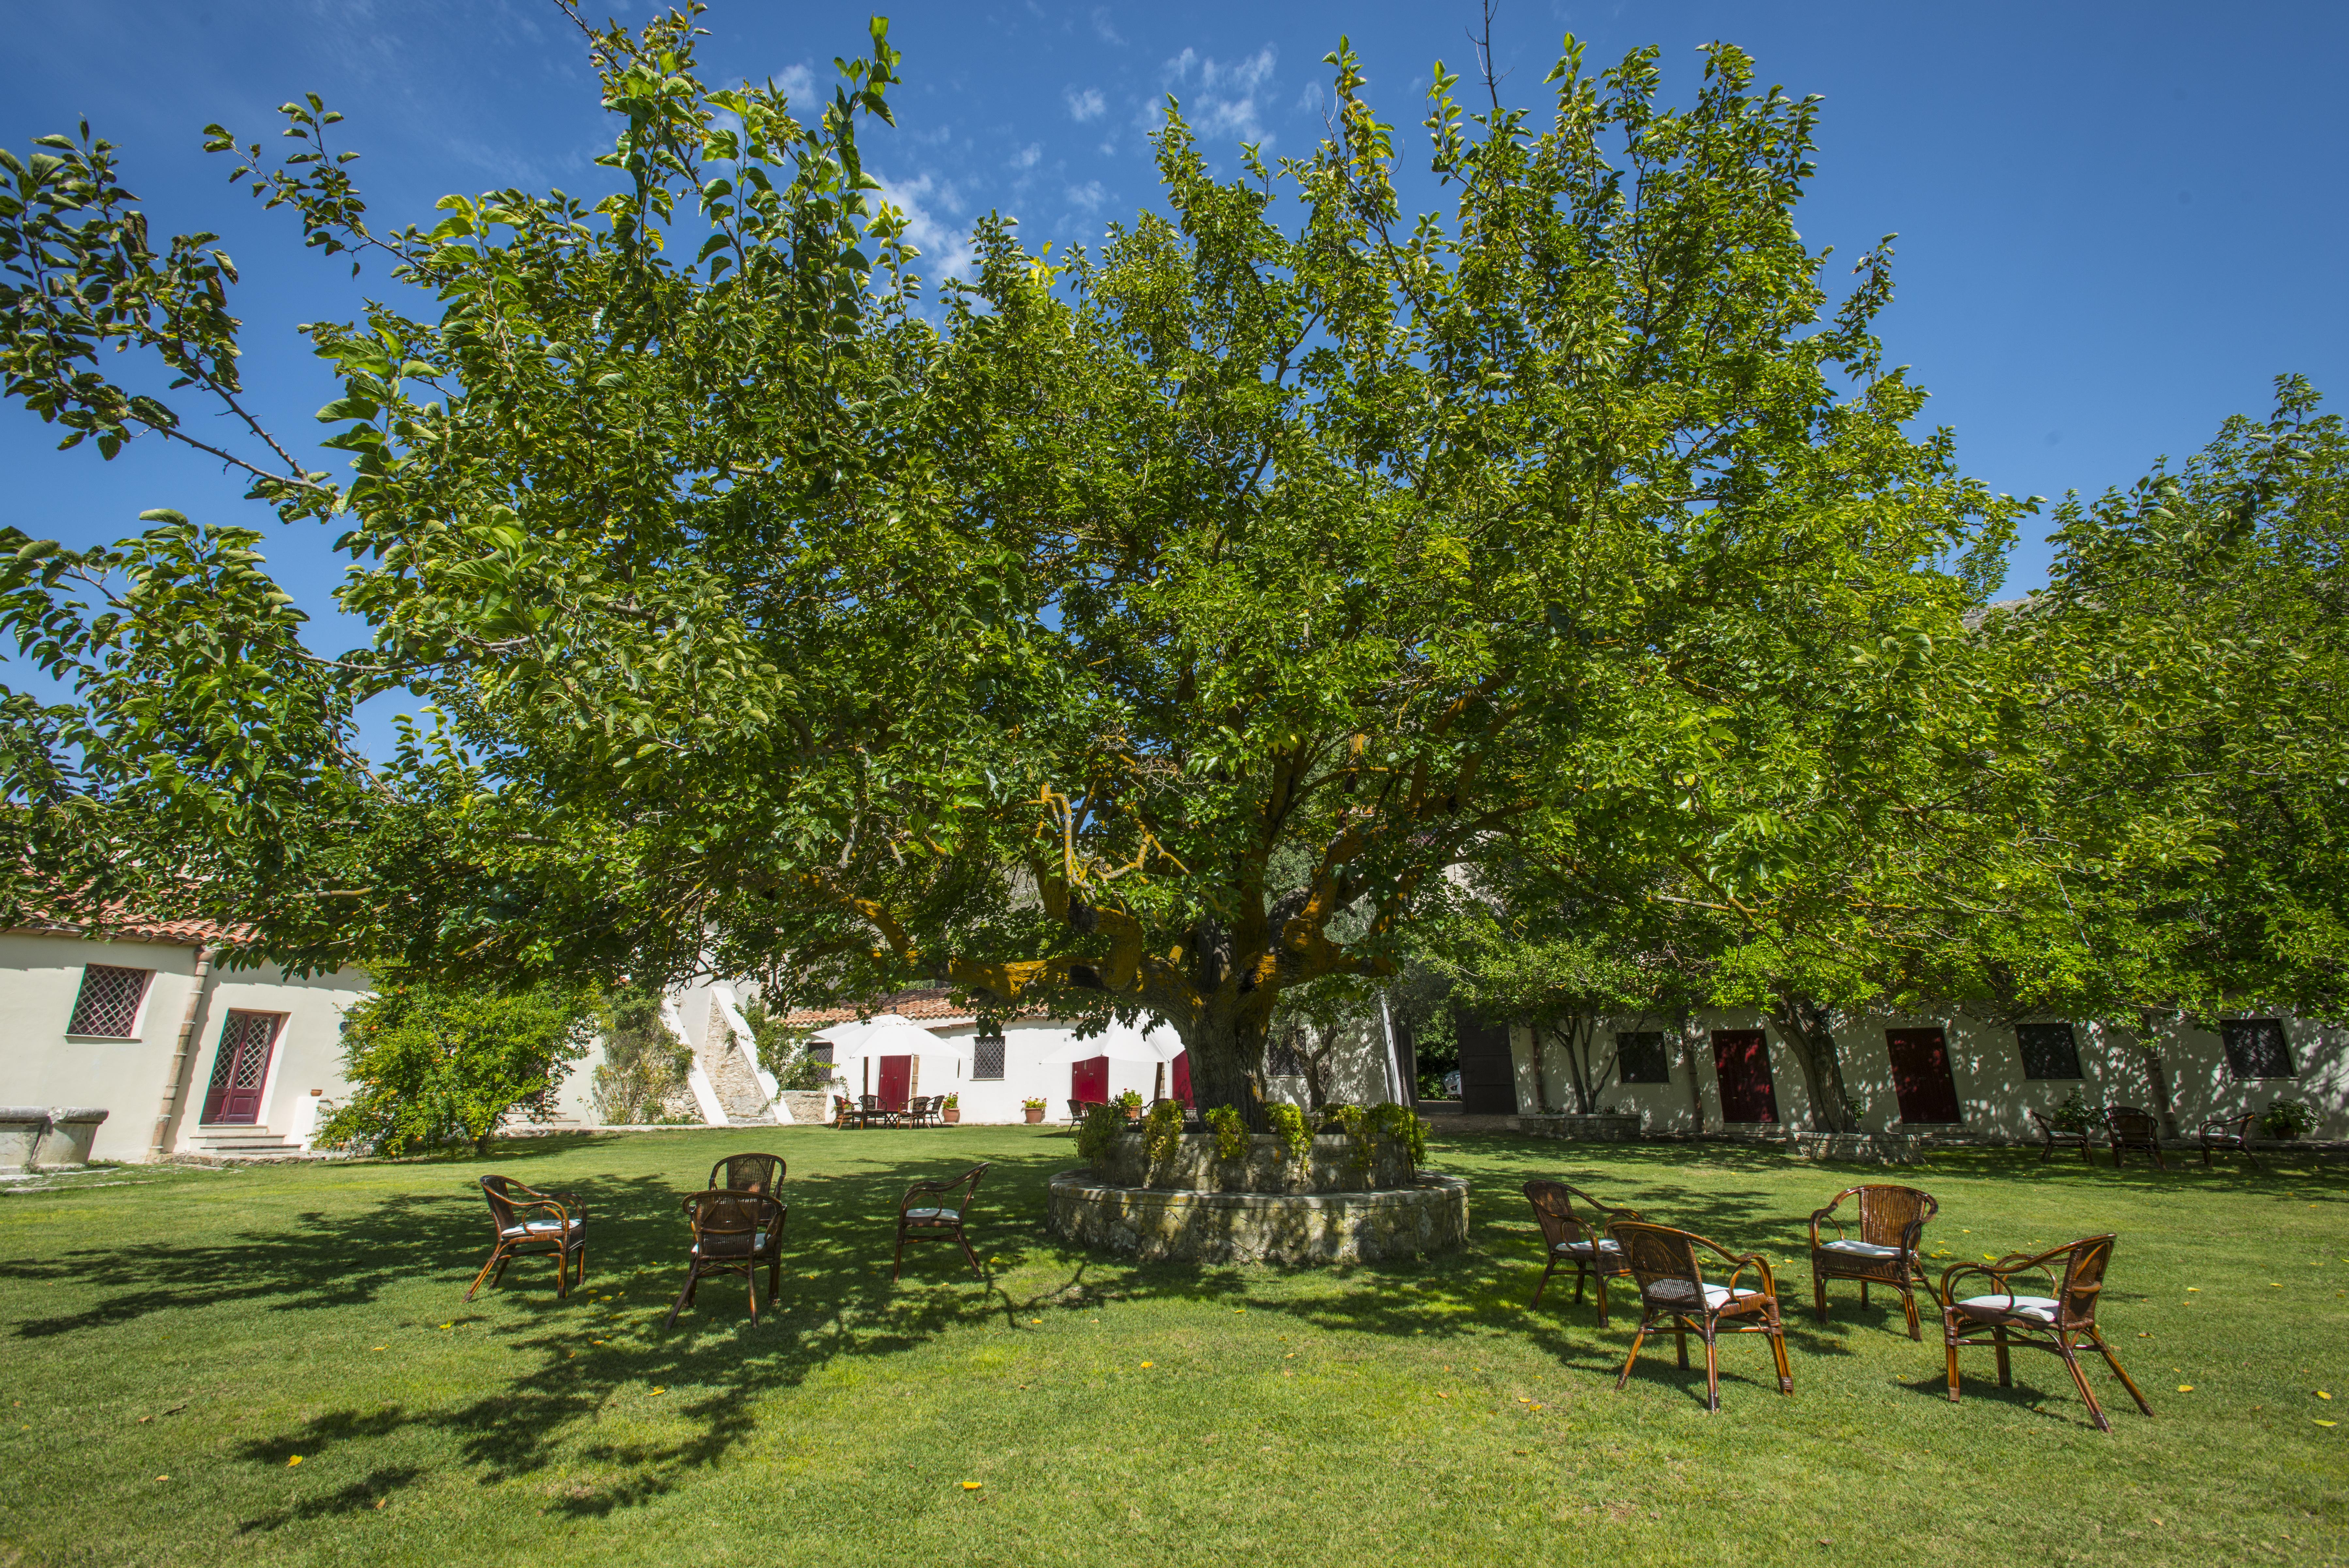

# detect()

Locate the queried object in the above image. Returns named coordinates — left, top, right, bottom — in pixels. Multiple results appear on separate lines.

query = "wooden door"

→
left=1456, top=1019, right=1519, bottom=1114
left=200, top=1011, right=281, bottom=1125
left=877, top=1055, right=913, bottom=1113
left=1711, top=1030, right=1779, bottom=1124
left=1070, top=1055, right=1109, bottom=1105
left=1885, top=1028, right=1962, bottom=1123
left=1170, top=1051, right=1194, bottom=1108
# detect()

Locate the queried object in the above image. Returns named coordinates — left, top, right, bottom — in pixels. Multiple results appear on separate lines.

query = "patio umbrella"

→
left=813, top=1013, right=972, bottom=1065
left=1039, top=1018, right=1186, bottom=1065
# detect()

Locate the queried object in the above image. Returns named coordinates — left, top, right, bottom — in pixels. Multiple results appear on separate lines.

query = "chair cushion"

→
left=692, top=1232, right=771, bottom=1257
left=500, top=1218, right=583, bottom=1240
left=1643, top=1280, right=1767, bottom=1311
left=1819, top=1240, right=1902, bottom=1260
left=1955, top=1293, right=2061, bottom=1325
left=1554, top=1239, right=1624, bottom=1257
left=904, top=1206, right=960, bottom=1223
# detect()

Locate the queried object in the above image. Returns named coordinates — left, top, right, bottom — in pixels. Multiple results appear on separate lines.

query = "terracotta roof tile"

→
left=6, top=904, right=248, bottom=948
left=779, top=986, right=1054, bottom=1028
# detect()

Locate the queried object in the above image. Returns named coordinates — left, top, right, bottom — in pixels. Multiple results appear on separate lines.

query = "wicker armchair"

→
left=2103, top=1106, right=2166, bottom=1170
left=665, top=1188, right=788, bottom=1327
left=708, top=1152, right=787, bottom=1196
left=1808, top=1183, right=1937, bottom=1340
left=2028, top=1109, right=2095, bottom=1166
left=909, top=1095, right=941, bottom=1129
left=1939, top=1233, right=2152, bottom=1432
left=894, top=1163, right=990, bottom=1280
left=833, top=1095, right=865, bottom=1129
left=466, top=1175, right=589, bottom=1301
left=1607, top=1220, right=1793, bottom=1413
left=2197, top=1111, right=2260, bottom=1171
left=1066, top=1098, right=1094, bottom=1127
left=1521, top=1180, right=1639, bottom=1324
left=859, top=1094, right=895, bottom=1129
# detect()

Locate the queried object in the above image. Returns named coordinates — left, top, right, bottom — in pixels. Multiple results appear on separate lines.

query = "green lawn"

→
left=0, top=1127, right=2342, bottom=1567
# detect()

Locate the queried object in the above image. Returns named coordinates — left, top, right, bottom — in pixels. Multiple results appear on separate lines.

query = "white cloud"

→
left=1065, top=86, right=1107, bottom=122
left=775, top=62, right=816, bottom=106
left=872, top=170, right=976, bottom=281
left=1011, top=142, right=1042, bottom=170
left=1065, top=180, right=1107, bottom=213
left=1090, top=7, right=1123, bottom=45
left=1160, top=44, right=1279, bottom=142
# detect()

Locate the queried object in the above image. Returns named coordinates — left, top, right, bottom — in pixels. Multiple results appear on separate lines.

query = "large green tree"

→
left=2, top=14, right=2025, bottom=1123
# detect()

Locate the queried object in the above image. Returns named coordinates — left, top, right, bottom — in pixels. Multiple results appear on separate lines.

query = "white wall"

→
left=173, top=962, right=371, bottom=1154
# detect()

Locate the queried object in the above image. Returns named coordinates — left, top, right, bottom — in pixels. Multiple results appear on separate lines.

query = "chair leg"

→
left=956, top=1227, right=984, bottom=1279
left=466, top=1244, right=507, bottom=1302
left=1573, top=1264, right=1587, bottom=1307
left=891, top=1225, right=908, bottom=1282
left=2152, top=1143, right=2167, bottom=1172
left=1702, top=1324, right=1721, bottom=1413
left=1531, top=1255, right=1558, bottom=1309
left=2087, top=1328, right=2155, bottom=1417
left=2057, top=1337, right=2112, bottom=1432
left=575, top=1243, right=588, bottom=1291
left=2040, top=1140, right=2052, bottom=1165
left=1993, top=1325, right=2012, bottom=1387
left=665, top=1266, right=698, bottom=1329
left=2201, top=1145, right=2212, bottom=1169
left=748, top=1267, right=761, bottom=1324
left=1813, top=1268, right=1829, bottom=1323
left=1592, top=1272, right=1611, bottom=1327
left=1900, top=1282, right=1921, bottom=1342
left=1769, top=1315, right=1794, bottom=1394
left=1673, top=1326, right=1689, bottom=1370
left=1859, top=1280, right=1870, bottom=1307
left=1614, top=1323, right=1648, bottom=1391
left=1946, top=1330, right=1963, bottom=1403
left=553, top=1246, right=570, bottom=1299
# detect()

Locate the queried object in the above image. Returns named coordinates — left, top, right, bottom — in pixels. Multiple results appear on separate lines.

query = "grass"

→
left=0, top=1126, right=2343, bottom=1568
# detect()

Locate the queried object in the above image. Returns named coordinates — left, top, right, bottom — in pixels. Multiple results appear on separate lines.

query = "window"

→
left=2222, top=1018, right=2296, bottom=1080
left=806, top=1041, right=834, bottom=1067
left=1614, top=1031, right=1672, bottom=1084
left=2015, top=1022, right=2083, bottom=1081
left=1266, top=1033, right=1306, bottom=1077
left=67, top=964, right=152, bottom=1037
left=971, top=1022, right=1005, bottom=1081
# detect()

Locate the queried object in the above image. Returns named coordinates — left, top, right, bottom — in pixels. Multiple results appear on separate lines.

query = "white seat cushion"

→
left=904, top=1207, right=960, bottom=1223
left=1555, top=1239, right=1625, bottom=1257
left=1956, top=1293, right=2061, bottom=1325
left=692, top=1232, right=771, bottom=1256
left=1820, top=1240, right=1902, bottom=1260
left=501, top=1218, right=583, bottom=1240
left=1643, top=1281, right=1768, bottom=1311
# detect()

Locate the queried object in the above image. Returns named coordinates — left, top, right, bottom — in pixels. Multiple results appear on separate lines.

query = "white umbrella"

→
left=812, top=1013, right=971, bottom=1065
left=1040, top=1018, right=1187, bottom=1065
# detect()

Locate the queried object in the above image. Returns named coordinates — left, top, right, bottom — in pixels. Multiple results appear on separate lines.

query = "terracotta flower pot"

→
left=1023, top=1107, right=1045, bottom=1124
left=942, top=1109, right=961, bottom=1125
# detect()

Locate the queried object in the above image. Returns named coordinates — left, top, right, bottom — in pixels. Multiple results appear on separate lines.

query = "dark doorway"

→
left=200, top=1011, right=281, bottom=1125
left=1070, top=1055, right=1109, bottom=1106
left=876, top=1054, right=913, bottom=1113
left=1884, top=1029, right=1962, bottom=1123
left=1711, top=1030, right=1779, bottom=1123
left=1456, top=1019, right=1518, bottom=1115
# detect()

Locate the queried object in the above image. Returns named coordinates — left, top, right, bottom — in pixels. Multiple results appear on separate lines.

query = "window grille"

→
left=1614, top=1031, right=1672, bottom=1084
left=2221, top=1018, right=2295, bottom=1080
left=806, top=1041, right=835, bottom=1067
left=971, top=1024, right=1005, bottom=1080
left=67, top=965, right=151, bottom=1037
left=1266, top=1033, right=1307, bottom=1077
left=2015, top=1022, right=2083, bottom=1081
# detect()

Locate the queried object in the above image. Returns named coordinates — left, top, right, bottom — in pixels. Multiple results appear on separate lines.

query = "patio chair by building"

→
left=1607, top=1219, right=1794, bottom=1414
left=1808, top=1183, right=1938, bottom=1340
left=1938, top=1233, right=2152, bottom=1433
left=2028, top=1110, right=2095, bottom=1166
left=833, top=1095, right=865, bottom=1129
left=2103, top=1107, right=2166, bottom=1170
left=1066, top=1098, right=1093, bottom=1127
left=666, top=1188, right=788, bottom=1327
left=467, top=1175, right=589, bottom=1301
left=1521, top=1180, right=1638, bottom=1324
left=894, top=1163, right=990, bottom=1281
left=2196, top=1111, right=2260, bottom=1171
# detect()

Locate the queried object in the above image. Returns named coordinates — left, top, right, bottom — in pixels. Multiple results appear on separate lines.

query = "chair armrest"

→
left=1718, top=1251, right=1776, bottom=1299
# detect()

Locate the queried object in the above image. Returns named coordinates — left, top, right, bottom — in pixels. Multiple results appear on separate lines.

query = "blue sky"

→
left=4, top=0, right=2345, bottom=727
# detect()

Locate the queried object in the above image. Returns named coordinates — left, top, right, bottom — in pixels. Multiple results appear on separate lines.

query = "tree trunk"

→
left=1175, top=1004, right=1272, bottom=1130
left=1765, top=996, right=1859, bottom=1133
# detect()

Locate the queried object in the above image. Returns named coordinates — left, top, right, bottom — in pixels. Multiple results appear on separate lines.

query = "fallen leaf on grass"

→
left=155, top=1476, right=168, bottom=1482
left=2316, top=1420, right=2337, bottom=1428
left=288, top=1456, right=303, bottom=1467
left=2177, top=1385, right=2194, bottom=1393
left=962, top=1481, right=982, bottom=1490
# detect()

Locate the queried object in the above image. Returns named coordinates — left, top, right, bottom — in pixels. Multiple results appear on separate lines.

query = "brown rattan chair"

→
left=907, top=1095, right=940, bottom=1129
left=665, top=1188, right=788, bottom=1327
left=467, top=1175, right=589, bottom=1301
left=833, top=1095, right=865, bottom=1129
left=1808, top=1183, right=1938, bottom=1340
left=859, top=1093, right=898, bottom=1129
left=1607, top=1219, right=1793, bottom=1413
left=2103, top=1106, right=2166, bottom=1170
left=1521, top=1180, right=1639, bottom=1324
left=708, top=1152, right=787, bottom=1196
left=1938, top=1233, right=2153, bottom=1432
left=1066, top=1098, right=1092, bottom=1127
left=893, top=1163, right=990, bottom=1280
left=2028, top=1109, right=2095, bottom=1166
left=2197, top=1111, right=2261, bottom=1171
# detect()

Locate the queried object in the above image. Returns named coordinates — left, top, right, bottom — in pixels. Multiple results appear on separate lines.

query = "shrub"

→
left=1369, top=1102, right=1428, bottom=1168
left=2049, top=1087, right=2096, bottom=1134
left=1077, top=1102, right=1130, bottom=1168
left=1203, top=1104, right=1249, bottom=1161
left=1113, top=1088, right=1144, bottom=1111
left=1142, top=1097, right=1184, bottom=1163
left=591, top=985, right=694, bottom=1125
left=1263, top=1101, right=1312, bottom=1163
left=2260, top=1097, right=2316, bottom=1139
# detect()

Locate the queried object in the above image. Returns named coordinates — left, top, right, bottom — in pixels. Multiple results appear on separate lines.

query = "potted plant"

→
left=2050, top=1087, right=2095, bottom=1135
left=1020, top=1096, right=1048, bottom=1124
left=940, top=1093, right=961, bottom=1126
left=1115, top=1088, right=1145, bottom=1121
left=2260, top=1096, right=2315, bottom=1141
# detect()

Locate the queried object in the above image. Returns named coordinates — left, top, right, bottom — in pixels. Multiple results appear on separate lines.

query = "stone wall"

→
left=1091, top=1132, right=1414, bottom=1193
left=1518, top=1113, right=1644, bottom=1143
left=1047, top=1171, right=1470, bottom=1264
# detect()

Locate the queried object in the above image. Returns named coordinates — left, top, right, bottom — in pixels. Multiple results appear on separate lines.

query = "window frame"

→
left=970, top=1022, right=1006, bottom=1081
left=2220, top=1018, right=2296, bottom=1081
left=65, top=963, right=155, bottom=1039
left=2014, top=1022, right=2084, bottom=1082
left=1613, top=1030, right=1673, bottom=1085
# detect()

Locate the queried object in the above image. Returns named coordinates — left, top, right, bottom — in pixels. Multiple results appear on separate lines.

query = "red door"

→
left=201, top=1011, right=282, bottom=1125
left=1711, top=1030, right=1779, bottom=1124
left=1170, top=1051, right=1194, bottom=1108
left=1071, top=1055, right=1109, bottom=1106
left=1885, top=1029, right=1962, bottom=1124
left=877, top=1055, right=913, bottom=1113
